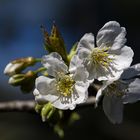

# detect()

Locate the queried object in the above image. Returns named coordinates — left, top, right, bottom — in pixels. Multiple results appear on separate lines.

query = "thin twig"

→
left=0, top=97, right=96, bottom=113
left=77, top=96, right=96, bottom=109
left=0, top=100, right=35, bottom=113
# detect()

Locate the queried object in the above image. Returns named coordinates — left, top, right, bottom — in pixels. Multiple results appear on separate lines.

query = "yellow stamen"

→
left=89, top=47, right=113, bottom=68
left=56, top=73, right=75, bottom=97
left=105, top=81, right=126, bottom=97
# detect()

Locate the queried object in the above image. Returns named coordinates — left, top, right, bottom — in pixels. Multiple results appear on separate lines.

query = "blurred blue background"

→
left=0, top=0, right=140, bottom=140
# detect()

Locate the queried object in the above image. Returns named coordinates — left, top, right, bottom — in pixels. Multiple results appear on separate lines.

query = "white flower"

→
left=77, top=21, right=134, bottom=81
left=33, top=52, right=89, bottom=110
left=96, top=64, right=140, bottom=124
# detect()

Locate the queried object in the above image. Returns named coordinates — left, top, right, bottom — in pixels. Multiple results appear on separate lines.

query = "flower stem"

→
left=35, top=58, right=42, bottom=62
left=35, top=67, right=47, bottom=74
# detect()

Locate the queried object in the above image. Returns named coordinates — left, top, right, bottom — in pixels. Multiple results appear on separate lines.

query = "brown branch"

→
left=0, top=100, right=35, bottom=113
left=0, top=97, right=96, bottom=113
left=77, top=96, right=96, bottom=109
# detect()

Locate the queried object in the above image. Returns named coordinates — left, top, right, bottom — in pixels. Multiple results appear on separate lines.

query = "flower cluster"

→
left=4, top=21, right=140, bottom=125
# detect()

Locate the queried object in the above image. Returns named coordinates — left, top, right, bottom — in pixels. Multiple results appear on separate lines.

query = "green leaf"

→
left=68, top=42, right=78, bottom=62
left=41, top=24, right=69, bottom=65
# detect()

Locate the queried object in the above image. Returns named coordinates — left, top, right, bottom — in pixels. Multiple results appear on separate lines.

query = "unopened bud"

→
left=4, top=57, right=36, bottom=76
left=4, top=63, right=23, bottom=76
left=41, top=102, right=55, bottom=122
left=9, top=74, right=25, bottom=86
left=35, top=104, right=44, bottom=113
left=8, top=71, right=36, bottom=86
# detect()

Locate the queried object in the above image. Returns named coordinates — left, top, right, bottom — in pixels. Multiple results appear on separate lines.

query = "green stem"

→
left=35, top=67, right=47, bottom=74
left=35, top=58, right=42, bottom=62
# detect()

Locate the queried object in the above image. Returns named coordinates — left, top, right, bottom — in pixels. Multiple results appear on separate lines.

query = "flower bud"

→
left=9, top=74, right=25, bottom=86
left=35, top=104, right=44, bottom=113
left=4, top=57, right=36, bottom=76
left=8, top=71, right=37, bottom=93
left=41, top=102, right=55, bottom=122
left=8, top=71, right=36, bottom=86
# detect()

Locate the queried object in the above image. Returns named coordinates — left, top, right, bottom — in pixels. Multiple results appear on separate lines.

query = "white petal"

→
left=131, top=63, right=140, bottom=72
left=73, top=81, right=89, bottom=104
left=33, top=89, right=49, bottom=104
left=85, top=61, right=106, bottom=81
left=77, top=33, right=94, bottom=60
left=123, top=78, right=140, bottom=104
left=33, top=88, right=40, bottom=96
left=69, top=55, right=89, bottom=82
left=113, top=46, right=134, bottom=71
left=95, top=89, right=103, bottom=107
left=77, top=33, right=95, bottom=51
left=69, top=55, right=83, bottom=73
left=99, top=70, right=123, bottom=82
left=34, top=77, right=60, bottom=105
left=35, top=76, right=57, bottom=95
left=84, top=61, right=112, bottom=81
left=103, top=95, right=123, bottom=124
left=42, top=52, right=68, bottom=77
left=97, top=21, right=126, bottom=50
left=95, top=80, right=115, bottom=107
left=52, top=99, right=76, bottom=110
left=86, top=60, right=122, bottom=81
left=77, top=47, right=91, bottom=60
left=121, top=64, right=140, bottom=80
left=95, top=83, right=108, bottom=107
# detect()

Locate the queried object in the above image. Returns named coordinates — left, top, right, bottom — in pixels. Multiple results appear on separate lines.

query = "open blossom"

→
left=33, top=52, right=89, bottom=110
left=77, top=21, right=134, bottom=81
left=96, top=64, right=140, bottom=124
